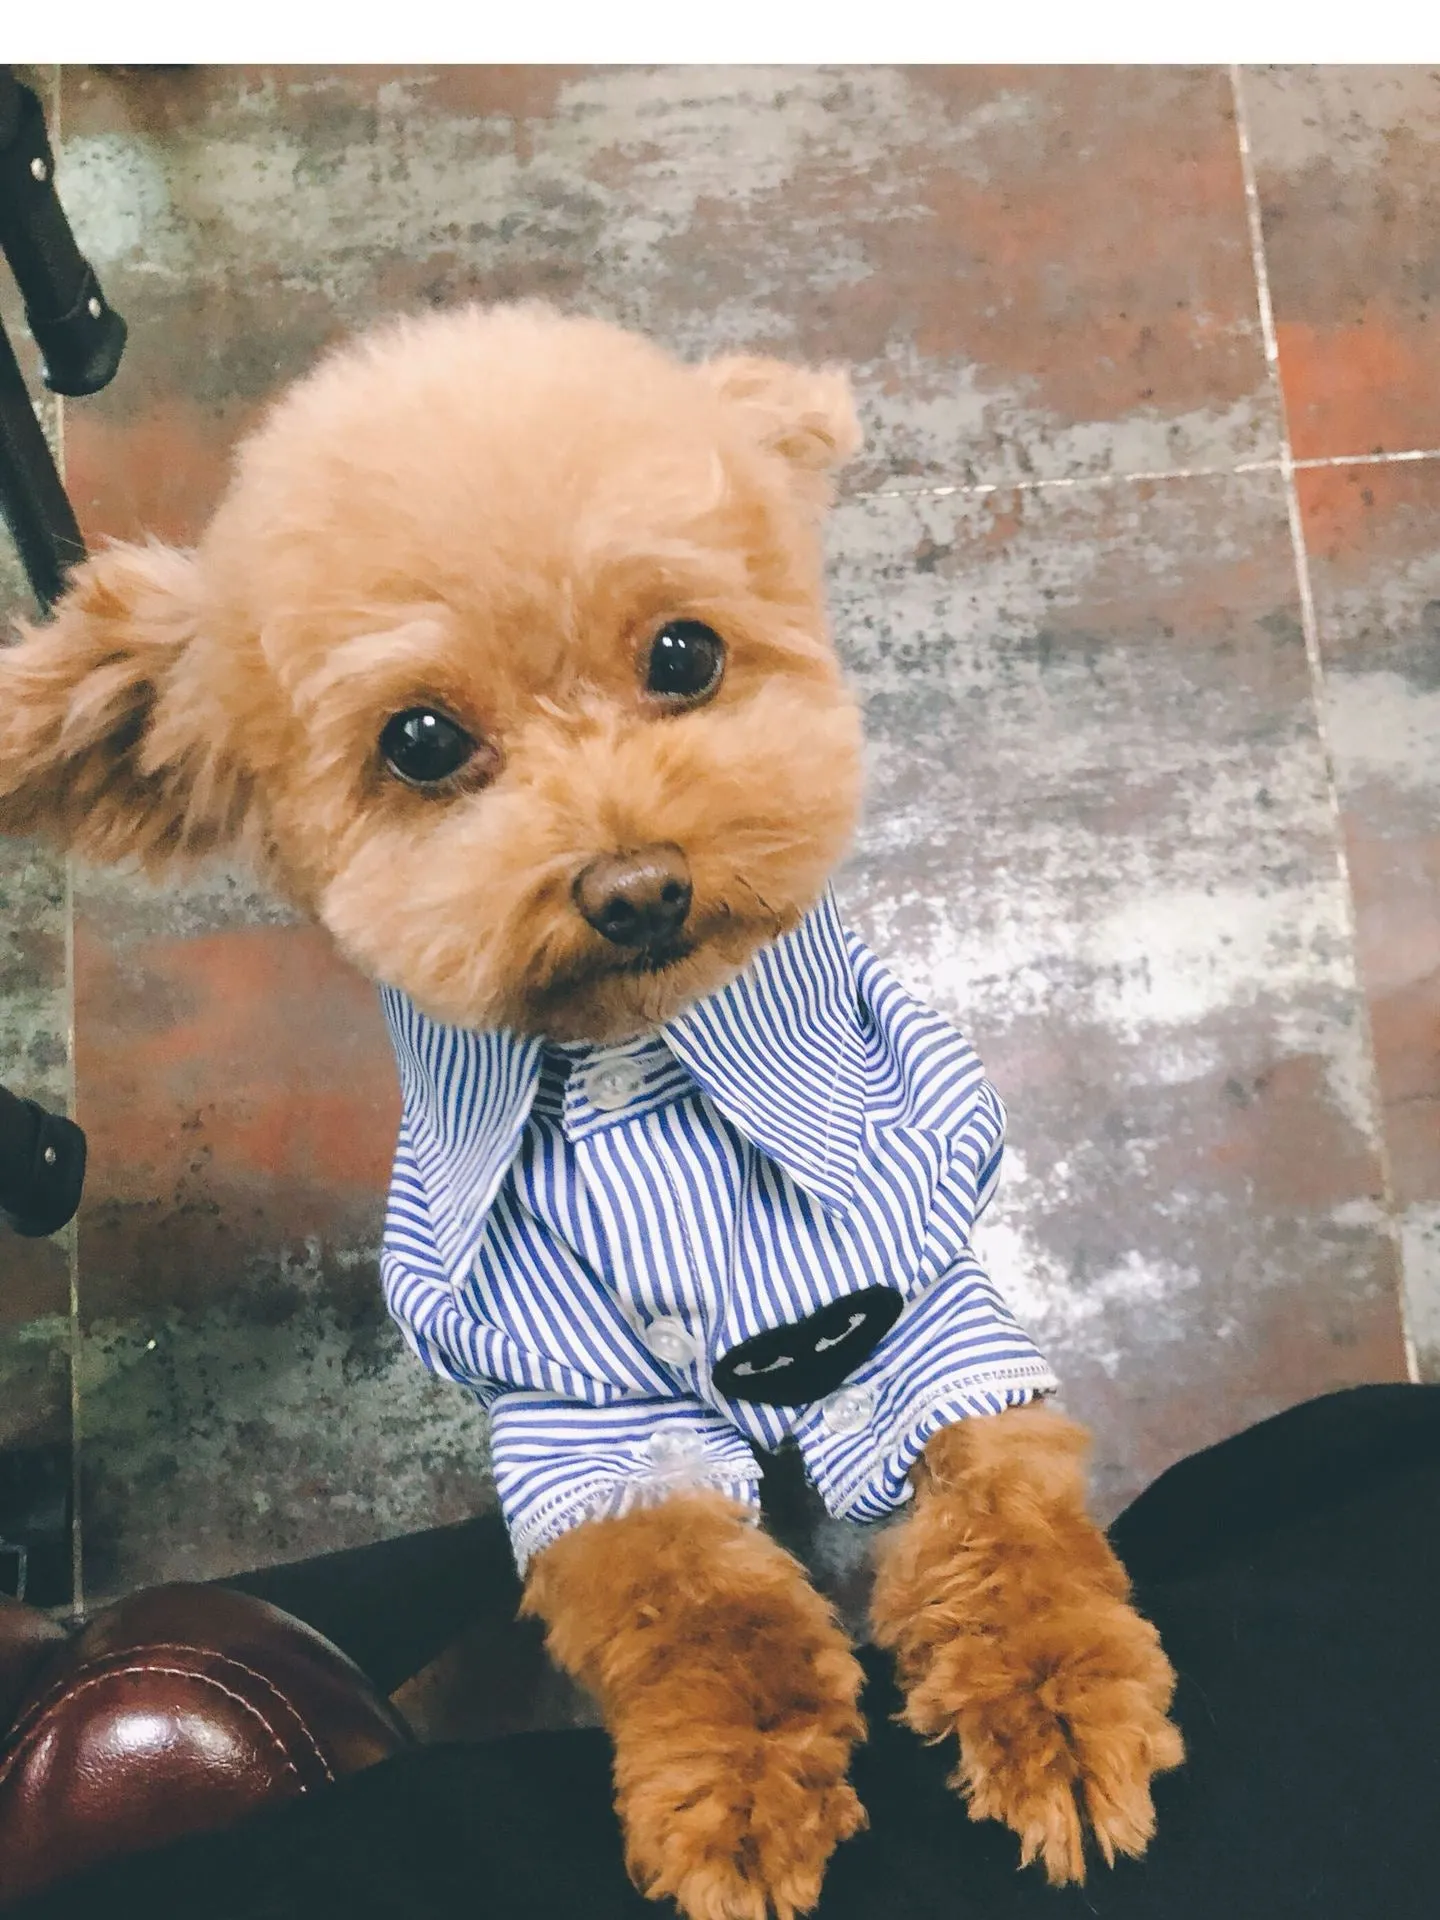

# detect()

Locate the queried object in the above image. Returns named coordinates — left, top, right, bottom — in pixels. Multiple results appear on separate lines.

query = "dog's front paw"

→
left=904, top=1596, right=1184, bottom=1884
left=524, top=1494, right=868, bottom=1918
left=615, top=1709, right=866, bottom=1920
left=869, top=1405, right=1185, bottom=1884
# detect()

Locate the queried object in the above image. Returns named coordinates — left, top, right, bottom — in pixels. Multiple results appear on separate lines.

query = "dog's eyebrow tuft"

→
left=283, top=613, right=459, bottom=718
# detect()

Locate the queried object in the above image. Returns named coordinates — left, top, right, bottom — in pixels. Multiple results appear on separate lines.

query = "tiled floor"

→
left=1, top=67, right=1436, bottom=1723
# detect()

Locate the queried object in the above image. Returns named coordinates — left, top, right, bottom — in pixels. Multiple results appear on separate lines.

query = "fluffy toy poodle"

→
left=0, top=305, right=1181, bottom=1920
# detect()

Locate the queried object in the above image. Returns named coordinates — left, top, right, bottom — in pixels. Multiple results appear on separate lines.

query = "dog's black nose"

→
left=574, top=845, right=693, bottom=948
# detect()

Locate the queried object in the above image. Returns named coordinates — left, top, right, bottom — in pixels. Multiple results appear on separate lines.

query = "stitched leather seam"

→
left=3, top=1641, right=340, bottom=1784
left=160, top=1652, right=337, bottom=1786
left=0, top=1655, right=335, bottom=1794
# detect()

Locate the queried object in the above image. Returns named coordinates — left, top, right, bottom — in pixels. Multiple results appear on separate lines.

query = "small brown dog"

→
left=0, top=305, right=1180, bottom=1920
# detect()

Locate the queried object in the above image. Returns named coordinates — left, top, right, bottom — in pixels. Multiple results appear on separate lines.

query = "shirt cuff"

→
left=490, top=1395, right=764, bottom=1574
left=791, top=1258, right=1059, bottom=1523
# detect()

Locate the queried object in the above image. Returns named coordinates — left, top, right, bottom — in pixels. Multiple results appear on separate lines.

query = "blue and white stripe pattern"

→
left=380, top=891, right=1057, bottom=1570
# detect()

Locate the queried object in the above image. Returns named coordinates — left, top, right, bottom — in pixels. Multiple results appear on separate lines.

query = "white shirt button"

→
left=821, top=1383, right=876, bottom=1436
left=586, top=1060, right=645, bottom=1111
left=646, top=1424, right=704, bottom=1467
left=642, top=1315, right=698, bottom=1367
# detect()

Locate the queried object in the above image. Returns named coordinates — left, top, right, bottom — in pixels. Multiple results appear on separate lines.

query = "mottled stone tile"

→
left=1403, top=1207, right=1440, bottom=1375
left=78, top=1281, right=494, bottom=1599
left=57, top=62, right=1276, bottom=543
left=1298, top=459, right=1440, bottom=1374
left=0, top=836, right=72, bottom=1472
left=0, top=832, right=68, bottom=1117
left=72, top=900, right=494, bottom=1600
left=1243, top=66, right=1440, bottom=458
left=827, top=467, right=1402, bottom=1521
left=0, top=109, right=74, bottom=1590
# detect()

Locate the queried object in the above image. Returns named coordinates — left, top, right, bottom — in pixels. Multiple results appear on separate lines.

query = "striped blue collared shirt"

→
left=380, top=892, right=1057, bottom=1569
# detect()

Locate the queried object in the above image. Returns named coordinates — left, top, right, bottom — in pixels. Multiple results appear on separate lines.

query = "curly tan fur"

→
left=870, top=1403, right=1184, bottom=1883
left=0, top=541, right=252, bottom=866
left=523, top=1494, right=867, bottom=1920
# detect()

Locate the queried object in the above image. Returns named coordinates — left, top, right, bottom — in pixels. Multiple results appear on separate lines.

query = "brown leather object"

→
left=0, top=1602, right=67, bottom=1737
left=0, top=1583, right=413, bottom=1907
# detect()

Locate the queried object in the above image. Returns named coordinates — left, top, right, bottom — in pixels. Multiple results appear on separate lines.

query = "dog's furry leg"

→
left=869, top=1402, right=1183, bottom=1884
left=522, top=1491, right=867, bottom=1920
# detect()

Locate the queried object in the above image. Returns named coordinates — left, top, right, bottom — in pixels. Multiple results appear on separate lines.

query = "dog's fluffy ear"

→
left=0, top=542, right=251, bottom=870
left=700, top=355, right=862, bottom=502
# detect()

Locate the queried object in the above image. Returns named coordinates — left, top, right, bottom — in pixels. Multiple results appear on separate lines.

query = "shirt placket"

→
left=564, top=1041, right=713, bottom=1394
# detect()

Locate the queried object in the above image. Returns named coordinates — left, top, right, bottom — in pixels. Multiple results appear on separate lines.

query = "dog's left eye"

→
left=379, top=708, right=479, bottom=786
left=644, top=622, right=726, bottom=705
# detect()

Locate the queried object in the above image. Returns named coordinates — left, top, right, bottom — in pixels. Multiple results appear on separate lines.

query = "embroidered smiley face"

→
left=712, top=1286, right=905, bottom=1406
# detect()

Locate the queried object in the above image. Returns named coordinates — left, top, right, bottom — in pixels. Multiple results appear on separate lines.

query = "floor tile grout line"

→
left=851, top=461, right=1259, bottom=502
left=849, top=446, right=1440, bottom=506
left=1229, top=64, right=1414, bottom=1384
left=1294, top=448, right=1440, bottom=470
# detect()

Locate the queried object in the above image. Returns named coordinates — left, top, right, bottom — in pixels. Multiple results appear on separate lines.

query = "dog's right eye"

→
left=644, top=622, right=726, bottom=706
left=379, top=708, right=479, bottom=786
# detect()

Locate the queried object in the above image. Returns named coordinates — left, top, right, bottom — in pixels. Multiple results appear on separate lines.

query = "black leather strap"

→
left=0, top=1085, right=86, bottom=1237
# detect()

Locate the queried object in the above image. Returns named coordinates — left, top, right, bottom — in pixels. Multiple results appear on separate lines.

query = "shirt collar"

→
left=381, top=890, right=865, bottom=1287
left=665, top=888, right=863, bottom=1210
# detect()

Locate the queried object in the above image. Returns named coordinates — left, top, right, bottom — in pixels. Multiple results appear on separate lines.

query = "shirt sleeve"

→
left=380, top=1121, right=496, bottom=1393
left=381, top=1137, right=574, bottom=1401
left=381, top=1244, right=500, bottom=1398
left=489, top=1394, right=764, bottom=1573
left=383, top=1231, right=765, bottom=1571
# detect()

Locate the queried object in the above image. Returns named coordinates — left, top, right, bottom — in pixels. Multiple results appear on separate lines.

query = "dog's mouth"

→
left=612, top=937, right=696, bottom=977
left=520, top=902, right=774, bottom=1040
left=526, top=928, right=707, bottom=1011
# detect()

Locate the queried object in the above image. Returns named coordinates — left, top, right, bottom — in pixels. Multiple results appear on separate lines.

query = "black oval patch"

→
left=713, top=1286, right=905, bottom=1406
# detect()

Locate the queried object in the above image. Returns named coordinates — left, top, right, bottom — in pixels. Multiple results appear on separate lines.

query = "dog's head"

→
left=0, top=304, right=864, bottom=1041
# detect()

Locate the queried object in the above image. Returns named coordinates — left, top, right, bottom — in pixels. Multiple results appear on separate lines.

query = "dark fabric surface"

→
left=222, top=1508, right=523, bottom=1699
left=11, top=1384, right=1440, bottom=1919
